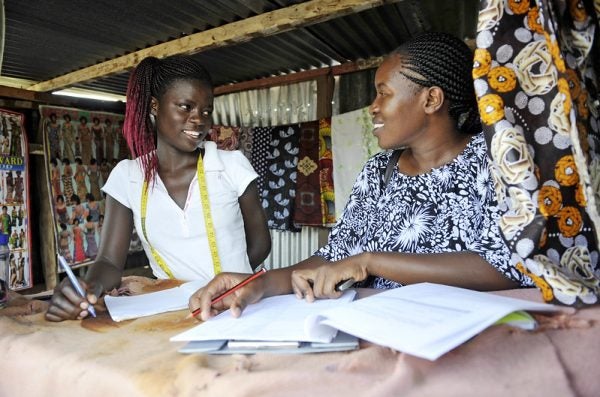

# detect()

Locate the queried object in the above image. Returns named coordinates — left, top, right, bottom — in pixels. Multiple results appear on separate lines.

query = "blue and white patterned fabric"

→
left=315, top=133, right=533, bottom=289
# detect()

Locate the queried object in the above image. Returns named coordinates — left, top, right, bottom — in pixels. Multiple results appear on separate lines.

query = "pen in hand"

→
left=57, top=255, right=97, bottom=318
left=189, top=267, right=267, bottom=319
left=335, top=278, right=355, bottom=292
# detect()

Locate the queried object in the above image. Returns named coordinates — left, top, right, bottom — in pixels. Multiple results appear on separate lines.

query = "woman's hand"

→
left=188, top=272, right=267, bottom=321
left=291, top=255, right=369, bottom=302
left=45, top=278, right=103, bottom=321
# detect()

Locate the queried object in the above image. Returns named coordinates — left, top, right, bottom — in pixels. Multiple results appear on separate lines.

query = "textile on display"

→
left=261, top=124, right=300, bottom=231
left=331, top=107, right=379, bottom=220
left=294, top=120, right=323, bottom=227
left=250, top=126, right=272, bottom=197
left=475, top=0, right=600, bottom=306
left=208, top=125, right=241, bottom=151
left=318, top=118, right=337, bottom=226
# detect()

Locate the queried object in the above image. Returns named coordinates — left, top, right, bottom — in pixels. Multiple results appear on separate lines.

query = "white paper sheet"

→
left=170, top=290, right=357, bottom=343
left=104, top=280, right=207, bottom=322
left=316, top=283, right=563, bottom=360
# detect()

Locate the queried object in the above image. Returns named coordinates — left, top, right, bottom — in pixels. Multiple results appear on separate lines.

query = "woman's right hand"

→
left=45, top=277, right=103, bottom=322
left=188, top=272, right=266, bottom=321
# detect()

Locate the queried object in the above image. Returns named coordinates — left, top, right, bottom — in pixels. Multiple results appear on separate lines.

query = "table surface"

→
left=1, top=277, right=598, bottom=397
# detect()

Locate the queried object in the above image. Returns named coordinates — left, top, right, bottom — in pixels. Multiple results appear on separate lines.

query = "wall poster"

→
left=0, top=108, right=32, bottom=291
left=39, top=105, right=139, bottom=272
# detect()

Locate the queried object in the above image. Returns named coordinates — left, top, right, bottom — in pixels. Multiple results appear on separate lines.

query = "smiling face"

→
left=152, top=78, right=214, bottom=153
left=369, top=55, right=430, bottom=150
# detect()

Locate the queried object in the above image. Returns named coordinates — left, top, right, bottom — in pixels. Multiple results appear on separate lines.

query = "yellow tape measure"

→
left=196, top=152, right=222, bottom=274
left=140, top=151, right=221, bottom=278
left=141, top=180, right=174, bottom=278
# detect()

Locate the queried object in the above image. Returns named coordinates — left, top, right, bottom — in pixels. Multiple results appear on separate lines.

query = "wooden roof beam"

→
left=214, top=56, right=383, bottom=95
left=26, top=0, right=403, bottom=93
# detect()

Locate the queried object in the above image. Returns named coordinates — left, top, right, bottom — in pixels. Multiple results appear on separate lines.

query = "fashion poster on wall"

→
left=39, top=105, right=139, bottom=270
left=0, top=108, right=32, bottom=291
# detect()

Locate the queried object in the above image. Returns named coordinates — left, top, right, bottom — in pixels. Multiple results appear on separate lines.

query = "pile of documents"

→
left=168, top=283, right=562, bottom=360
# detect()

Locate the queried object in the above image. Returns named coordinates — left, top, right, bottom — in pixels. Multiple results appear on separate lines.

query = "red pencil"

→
left=189, top=267, right=267, bottom=318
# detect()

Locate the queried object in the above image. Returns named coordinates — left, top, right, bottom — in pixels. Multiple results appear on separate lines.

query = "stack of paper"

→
left=170, top=283, right=563, bottom=359
left=170, top=290, right=358, bottom=354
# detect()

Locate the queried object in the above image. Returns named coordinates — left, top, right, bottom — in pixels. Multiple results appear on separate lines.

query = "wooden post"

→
left=36, top=153, right=58, bottom=289
left=315, top=73, right=335, bottom=248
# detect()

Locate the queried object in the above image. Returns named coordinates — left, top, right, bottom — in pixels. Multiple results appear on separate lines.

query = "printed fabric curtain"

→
left=475, top=0, right=600, bottom=306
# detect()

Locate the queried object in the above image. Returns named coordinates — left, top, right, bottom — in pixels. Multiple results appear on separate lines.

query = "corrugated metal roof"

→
left=1, top=0, right=478, bottom=96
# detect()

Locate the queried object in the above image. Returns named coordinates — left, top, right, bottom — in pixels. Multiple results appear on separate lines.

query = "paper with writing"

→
left=316, top=283, right=563, bottom=360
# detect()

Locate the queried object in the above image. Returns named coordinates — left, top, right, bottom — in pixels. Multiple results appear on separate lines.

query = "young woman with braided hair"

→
left=189, top=32, right=533, bottom=320
left=46, top=55, right=271, bottom=321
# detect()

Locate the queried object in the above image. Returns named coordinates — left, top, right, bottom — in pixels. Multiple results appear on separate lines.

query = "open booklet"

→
left=314, top=283, right=564, bottom=360
left=170, top=290, right=359, bottom=354
left=104, top=280, right=207, bottom=322
left=171, top=283, right=564, bottom=359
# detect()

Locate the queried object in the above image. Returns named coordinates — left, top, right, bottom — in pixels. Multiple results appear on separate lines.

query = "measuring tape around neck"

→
left=140, top=151, right=221, bottom=278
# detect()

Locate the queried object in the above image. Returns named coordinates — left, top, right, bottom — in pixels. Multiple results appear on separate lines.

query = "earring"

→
left=149, top=113, right=156, bottom=124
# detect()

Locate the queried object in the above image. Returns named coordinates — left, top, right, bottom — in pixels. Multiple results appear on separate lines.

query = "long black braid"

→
left=390, top=32, right=481, bottom=135
left=124, top=55, right=213, bottom=183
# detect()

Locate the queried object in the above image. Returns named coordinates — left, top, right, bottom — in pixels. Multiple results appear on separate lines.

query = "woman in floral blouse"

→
left=190, top=32, right=533, bottom=320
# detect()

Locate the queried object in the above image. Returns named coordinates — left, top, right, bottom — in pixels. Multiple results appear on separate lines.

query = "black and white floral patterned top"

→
left=315, top=133, right=533, bottom=289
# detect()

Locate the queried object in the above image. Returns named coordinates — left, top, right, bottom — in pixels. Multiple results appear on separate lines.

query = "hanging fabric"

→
left=331, top=107, right=379, bottom=220
left=475, top=0, right=600, bottom=306
left=208, top=125, right=240, bottom=151
left=262, top=123, right=301, bottom=231
left=319, top=118, right=337, bottom=226
left=293, top=120, right=323, bottom=227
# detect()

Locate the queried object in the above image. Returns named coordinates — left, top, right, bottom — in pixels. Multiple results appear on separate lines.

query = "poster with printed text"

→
left=0, top=108, right=32, bottom=291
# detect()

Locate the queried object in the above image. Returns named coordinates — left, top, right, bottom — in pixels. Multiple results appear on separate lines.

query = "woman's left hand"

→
left=291, top=255, right=369, bottom=302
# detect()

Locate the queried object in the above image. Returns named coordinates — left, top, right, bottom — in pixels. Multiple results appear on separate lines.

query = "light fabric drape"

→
left=331, top=107, right=379, bottom=219
left=213, top=81, right=317, bottom=127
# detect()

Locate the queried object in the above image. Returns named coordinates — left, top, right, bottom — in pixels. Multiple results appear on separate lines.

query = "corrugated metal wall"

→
left=263, top=227, right=321, bottom=270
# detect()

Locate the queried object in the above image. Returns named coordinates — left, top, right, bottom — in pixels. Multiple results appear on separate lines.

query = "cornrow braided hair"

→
left=390, top=32, right=481, bottom=135
left=123, top=55, right=213, bottom=183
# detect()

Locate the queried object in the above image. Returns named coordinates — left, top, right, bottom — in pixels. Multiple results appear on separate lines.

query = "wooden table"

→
left=0, top=277, right=598, bottom=397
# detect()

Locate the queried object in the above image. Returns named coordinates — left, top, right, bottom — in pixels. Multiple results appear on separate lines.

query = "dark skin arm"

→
left=290, top=251, right=519, bottom=302
left=238, top=181, right=271, bottom=270
left=189, top=252, right=518, bottom=320
left=188, top=255, right=324, bottom=320
left=45, top=195, right=133, bottom=321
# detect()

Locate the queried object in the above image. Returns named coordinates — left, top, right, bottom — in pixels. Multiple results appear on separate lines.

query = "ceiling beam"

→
left=26, top=0, right=402, bottom=93
left=1, top=55, right=382, bottom=104
left=214, top=56, right=383, bottom=95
